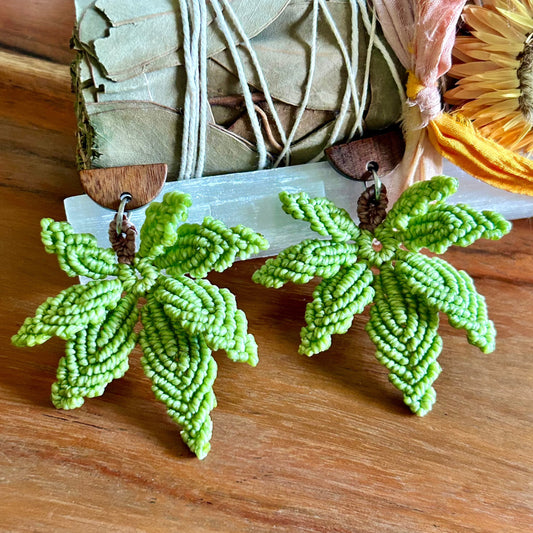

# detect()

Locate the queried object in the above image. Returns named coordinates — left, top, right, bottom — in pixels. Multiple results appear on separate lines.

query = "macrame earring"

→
left=12, top=164, right=269, bottom=459
left=252, top=161, right=511, bottom=416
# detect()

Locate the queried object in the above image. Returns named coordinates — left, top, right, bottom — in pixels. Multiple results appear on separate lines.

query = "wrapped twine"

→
left=109, top=215, right=137, bottom=264
left=357, top=184, right=388, bottom=232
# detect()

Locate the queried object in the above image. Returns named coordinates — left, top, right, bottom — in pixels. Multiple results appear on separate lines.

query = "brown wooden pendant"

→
left=79, top=164, right=168, bottom=210
left=325, top=128, right=405, bottom=181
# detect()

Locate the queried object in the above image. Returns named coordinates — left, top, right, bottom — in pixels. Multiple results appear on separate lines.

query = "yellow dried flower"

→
left=445, top=0, right=533, bottom=153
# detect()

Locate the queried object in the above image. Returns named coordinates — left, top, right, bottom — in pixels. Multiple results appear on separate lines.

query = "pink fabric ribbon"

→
left=373, top=0, right=466, bottom=195
left=414, top=0, right=466, bottom=125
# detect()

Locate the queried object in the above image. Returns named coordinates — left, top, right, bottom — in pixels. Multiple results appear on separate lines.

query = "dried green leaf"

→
left=93, top=12, right=183, bottom=81
left=86, top=101, right=259, bottom=177
left=73, top=0, right=404, bottom=175
left=213, top=1, right=402, bottom=124
left=365, top=41, right=406, bottom=129
left=95, top=0, right=176, bottom=26
left=96, top=67, right=185, bottom=111
left=92, top=0, right=290, bottom=81
left=288, top=116, right=353, bottom=164
left=77, top=3, right=109, bottom=52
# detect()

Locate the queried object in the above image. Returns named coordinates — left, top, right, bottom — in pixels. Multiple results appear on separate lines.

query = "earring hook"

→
left=115, top=192, right=132, bottom=235
left=366, top=161, right=381, bottom=201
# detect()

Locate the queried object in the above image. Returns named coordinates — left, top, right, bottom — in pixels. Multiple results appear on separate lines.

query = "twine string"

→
left=218, top=0, right=289, bottom=161
left=274, top=0, right=320, bottom=167
left=179, top=0, right=405, bottom=175
left=209, top=0, right=269, bottom=169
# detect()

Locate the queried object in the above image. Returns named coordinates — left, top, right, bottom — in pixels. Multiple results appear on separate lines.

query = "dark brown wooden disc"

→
left=325, top=128, right=405, bottom=181
left=79, top=164, right=168, bottom=210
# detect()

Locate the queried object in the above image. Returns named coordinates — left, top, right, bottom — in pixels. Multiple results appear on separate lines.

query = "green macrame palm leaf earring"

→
left=253, top=176, right=511, bottom=415
left=12, top=191, right=269, bottom=459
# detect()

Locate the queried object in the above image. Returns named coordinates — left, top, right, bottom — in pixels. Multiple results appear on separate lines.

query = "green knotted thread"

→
left=12, top=279, right=123, bottom=347
left=367, top=265, right=443, bottom=416
left=52, top=293, right=139, bottom=410
left=41, top=218, right=119, bottom=279
left=155, top=217, right=270, bottom=278
left=155, top=275, right=258, bottom=365
left=140, top=297, right=217, bottom=460
left=12, top=191, right=269, bottom=459
left=253, top=175, right=512, bottom=415
left=254, top=239, right=359, bottom=288
left=300, top=262, right=375, bottom=356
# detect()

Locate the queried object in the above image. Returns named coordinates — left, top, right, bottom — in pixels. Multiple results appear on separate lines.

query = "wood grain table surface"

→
left=1, top=2, right=532, bottom=532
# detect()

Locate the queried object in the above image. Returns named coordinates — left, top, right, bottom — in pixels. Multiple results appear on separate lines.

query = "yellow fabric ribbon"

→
left=406, top=73, right=425, bottom=101
left=408, top=73, right=533, bottom=196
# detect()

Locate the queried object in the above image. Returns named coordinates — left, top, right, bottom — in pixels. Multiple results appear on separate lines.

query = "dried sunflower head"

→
left=444, top=0, right=533, bottom=153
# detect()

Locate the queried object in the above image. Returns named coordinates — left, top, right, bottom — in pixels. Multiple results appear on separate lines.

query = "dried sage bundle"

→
left=72, top=0, right=405, bottom=179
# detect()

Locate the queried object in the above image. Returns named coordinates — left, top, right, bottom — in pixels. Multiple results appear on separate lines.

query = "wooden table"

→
left=1, top=2, right=532, bottom=531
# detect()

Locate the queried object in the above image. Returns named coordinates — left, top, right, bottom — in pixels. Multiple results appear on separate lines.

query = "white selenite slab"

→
left=64, top=160, right=533, bottom=259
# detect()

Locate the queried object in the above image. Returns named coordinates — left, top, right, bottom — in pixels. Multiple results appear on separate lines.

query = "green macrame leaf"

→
left=155, top=217, right=269, bottom=278
left=396, top=252, right=496, bottom=353
left=402, top=203, right=512, bottom=254
left=155, top=276, right=258, bottom=365
left=385, top=175, right=458, bottom=231
left=139, top=191, right=192, bottom=259
left=12, top=279, right=123, bottom=347
left=300, top=263, right=375, bottom=356
left=40, top=218, right=119, bottom=279
left=366, top=265, right=443, bottom=416
left=204, top=306, right=258, bottom=366
left=140, top=296, right=217, bottom=460
left=51, top=293, right=139, bottom=410
left=252, top=238, right=358, bottom=288
left=279, top=191, right=360, bottom=242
